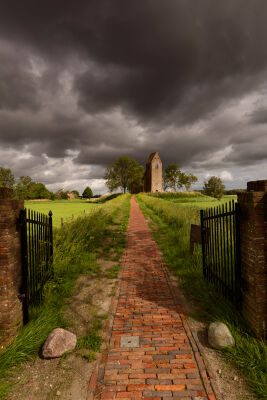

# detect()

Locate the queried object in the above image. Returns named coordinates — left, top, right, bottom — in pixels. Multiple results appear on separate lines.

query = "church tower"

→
left=143, top=152, right=162, bottom=192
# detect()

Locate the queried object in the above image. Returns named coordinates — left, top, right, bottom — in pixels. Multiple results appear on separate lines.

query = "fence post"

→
left=0, top=188, right=24, bottom=345
left=237, top=180, right=267, bottom=337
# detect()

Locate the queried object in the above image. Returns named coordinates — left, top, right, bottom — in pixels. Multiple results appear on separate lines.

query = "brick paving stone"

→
left=95, top=197, right=217, bottom=400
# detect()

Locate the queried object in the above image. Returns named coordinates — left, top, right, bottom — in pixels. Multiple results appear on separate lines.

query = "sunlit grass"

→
left=148, top=191, right=237, bottom=209
left=25, top=199, right=97, bottom=227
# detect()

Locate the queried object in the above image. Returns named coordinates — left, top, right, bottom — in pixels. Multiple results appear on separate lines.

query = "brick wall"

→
left=237, top=180, right=267, bottom=337
left=0, top=188, right=24, bottom=345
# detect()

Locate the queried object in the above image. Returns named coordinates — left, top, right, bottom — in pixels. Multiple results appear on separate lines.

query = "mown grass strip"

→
left=136, top=193, right=267, bottom=400
left=0, top=194, right=131, bottom=399
left=148, top=191, right=237, bottom=209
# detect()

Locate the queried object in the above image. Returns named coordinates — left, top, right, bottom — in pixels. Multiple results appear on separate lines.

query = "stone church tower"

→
left=143, top=152, right=162, bottom=192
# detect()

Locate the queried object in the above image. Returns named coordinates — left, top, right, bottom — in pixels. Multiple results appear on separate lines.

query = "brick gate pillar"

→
left=237, top=180, right=267, bottom=337
left=0, top=188, right=24, bottom=346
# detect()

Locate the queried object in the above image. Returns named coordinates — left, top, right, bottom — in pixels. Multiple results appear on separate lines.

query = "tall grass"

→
left=136, top=193, right=267, bottom=399
left=148, top=191, right=237, bottom=209
left=0, top=194, right=131, bottom=399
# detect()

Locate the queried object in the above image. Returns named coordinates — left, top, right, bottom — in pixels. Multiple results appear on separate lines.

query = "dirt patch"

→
left=7, top=260, right=119, bottom=400
left=169, top=275, right=255, bottom=400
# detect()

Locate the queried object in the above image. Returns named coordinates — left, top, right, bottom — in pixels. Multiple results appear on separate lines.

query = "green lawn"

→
left=173, top=195, right=237, bottom=210
left=149, top=192, right=237, bottom=210
left=25, top=199, right=98, bottom=228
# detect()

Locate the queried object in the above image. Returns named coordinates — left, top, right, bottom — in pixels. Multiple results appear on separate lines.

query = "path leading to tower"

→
left=93, top=196, right=218, bottom=400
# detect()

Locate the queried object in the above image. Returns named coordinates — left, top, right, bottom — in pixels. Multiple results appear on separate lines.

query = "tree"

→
left=82, top=186, right=93, bottom=198
left=28, top=182, right=53, bottom=199
left=203, top=176, right=225, bottom=199
left=15, top=176, right=34, bottom=199
left=104, top=156, right=143, bottom=194
left=0, top=167, right=15, bottom=188
left=164, top=163, right=182, bottom=191
left=181, top=173, right=198, bottom=191
left=72, top=190, right=79, bottom=198
left=60, top=191, right=69, bottom=200
left=128, top=164, right=144, bottom=194
left=15, top=175, right=54, bottom=200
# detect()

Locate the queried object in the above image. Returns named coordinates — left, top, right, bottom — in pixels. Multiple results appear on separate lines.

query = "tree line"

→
left=0, top=166, right=93, bottom=200
left=104, top=156, right=228, bottom=199
left=104, top=156, right=199, bottom=193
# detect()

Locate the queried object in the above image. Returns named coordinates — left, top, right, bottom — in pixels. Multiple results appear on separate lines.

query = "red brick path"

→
left=95, top=197, right=217, bottom=400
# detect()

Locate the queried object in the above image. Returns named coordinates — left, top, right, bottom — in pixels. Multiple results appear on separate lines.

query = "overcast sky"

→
left=0, top=0, right=267, bottom=194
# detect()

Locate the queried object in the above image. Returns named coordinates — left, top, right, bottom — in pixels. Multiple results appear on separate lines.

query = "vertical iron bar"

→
left=214, top=206, right=220, bottom=290
left=31, top=210, right=34, bottom=304
left=200, top=209, right=206, bottom=279
left=49, top=211, right=53, bottom=278
left=20, top=209, right=29, bottom=324
left=225, top=202, right=230, bottom=300
left=218, top=204, right=223, bottom=294
left=229, top=200, right=234, bottom=301
left=222, top=203, right=226, bottom=298
left=235, top=202, right=242, bottom=307
left=210, top=207, right=216, bottom=284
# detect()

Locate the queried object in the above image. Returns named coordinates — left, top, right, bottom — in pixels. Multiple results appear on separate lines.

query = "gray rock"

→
left=42, top=328, right=77, bottom=358
left=208, top=322, right=235, bottom=349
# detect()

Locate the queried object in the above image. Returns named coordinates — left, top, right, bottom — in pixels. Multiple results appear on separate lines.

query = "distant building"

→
left=143, top=152, right=162, bottom=192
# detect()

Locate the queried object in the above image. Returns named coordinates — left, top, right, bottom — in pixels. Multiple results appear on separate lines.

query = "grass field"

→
left=148, top=192, right=237, bottom=210
left=25, top=199, right=98, bottom=228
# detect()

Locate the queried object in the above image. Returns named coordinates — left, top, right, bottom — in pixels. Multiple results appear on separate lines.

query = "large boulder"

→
left=42, top=328, right=77, bottom=358
left=208, top=322, right=235, bottom=350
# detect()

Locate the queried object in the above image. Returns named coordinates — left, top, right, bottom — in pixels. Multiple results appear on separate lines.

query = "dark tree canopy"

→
left=104, top=156, right=144, bottom=194
left=71, top=190, right=79, bottom=198
left=82, top=186, right=93, bottom=198
left=203, top=176, right=225, bottom=199
left=14, top=175, right=54, bottom=199
left=60, top=191, right=69, bottom=199
left=163, top=163, right=198, bottom=191
left=0, top=167, right=15, bottom=188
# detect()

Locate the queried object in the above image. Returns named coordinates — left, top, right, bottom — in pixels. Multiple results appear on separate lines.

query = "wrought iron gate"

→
left=19, top=209, right=53, bottom=323
left=200, top=200, right=242, bottom=307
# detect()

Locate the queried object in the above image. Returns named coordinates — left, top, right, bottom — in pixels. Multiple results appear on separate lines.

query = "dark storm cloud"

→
left=1, top=0, right=267, bottom=122
left=250, top=108, right=267, bottom=125
left=0, top=42, right=41, bottom=111
left=0, top=0, right=267, bottom=178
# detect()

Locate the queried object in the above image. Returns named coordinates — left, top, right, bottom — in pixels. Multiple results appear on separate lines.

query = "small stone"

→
left=49, top=384, right=53, bottom=388
left=233, top=376, right=238, bottom=381
left=56, top=390, right=61, bottom=396
left=208, top=322, right=235, bottom=350
left=217, top=369, right=222, bottom=374
left=42, top=328, right=77, bottom=358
